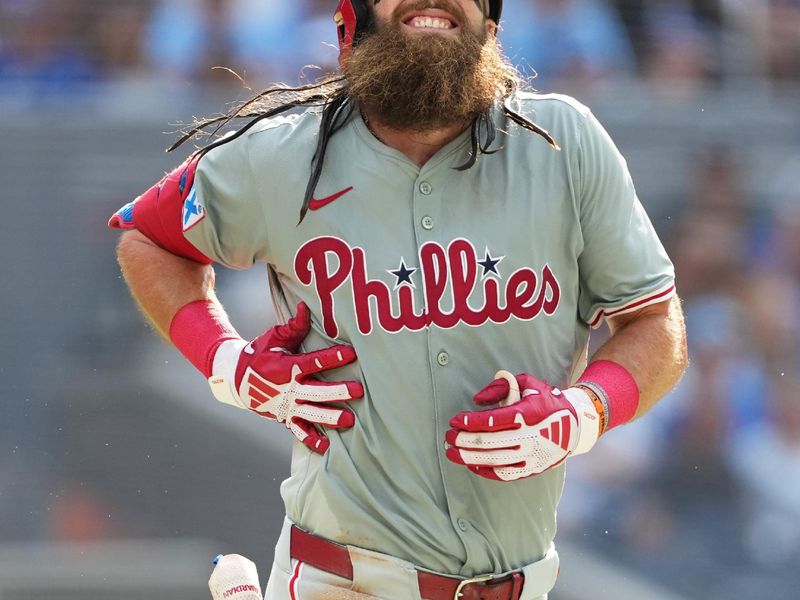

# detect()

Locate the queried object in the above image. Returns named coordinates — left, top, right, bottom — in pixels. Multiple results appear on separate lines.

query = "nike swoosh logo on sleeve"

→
left=309, top=186, right=354, bottom=211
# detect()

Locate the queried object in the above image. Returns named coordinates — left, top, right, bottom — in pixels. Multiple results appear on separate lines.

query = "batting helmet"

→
left=335, top=0, right=503, bottom=60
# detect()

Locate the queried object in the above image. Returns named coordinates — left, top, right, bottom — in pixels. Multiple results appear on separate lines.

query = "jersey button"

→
left=419, top=181, right=432, bottom=195
left=421, top=216, right=435, bottom=230
left=457, top=518, right=469, bottom=531
left=437, top=352, right=449, bottom=366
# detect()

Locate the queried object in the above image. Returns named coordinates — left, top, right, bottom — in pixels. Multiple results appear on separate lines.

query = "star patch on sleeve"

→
left=182, top=186, right=206, bottom=232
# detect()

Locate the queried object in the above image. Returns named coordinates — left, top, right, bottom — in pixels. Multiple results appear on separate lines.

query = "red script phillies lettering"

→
left=294, top=237, right=560, bottom=338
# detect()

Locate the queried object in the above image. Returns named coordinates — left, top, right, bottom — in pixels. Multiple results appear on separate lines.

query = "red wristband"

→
left=577, top=360, right=640, bottom=431
left=168, top=300, right=240, bottom=377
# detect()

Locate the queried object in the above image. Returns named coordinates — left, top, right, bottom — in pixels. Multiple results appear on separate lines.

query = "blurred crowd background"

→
left=2, top=0, right=800, bottom=91
left=1, top=0, right=799, bottom=599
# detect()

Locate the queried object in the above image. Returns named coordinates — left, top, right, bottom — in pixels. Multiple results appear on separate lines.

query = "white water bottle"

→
left=209, top=554, right=262, bottom=600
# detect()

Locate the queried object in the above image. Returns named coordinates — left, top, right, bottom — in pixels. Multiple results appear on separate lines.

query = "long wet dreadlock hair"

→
left=168, top=5, right=558, bottom=225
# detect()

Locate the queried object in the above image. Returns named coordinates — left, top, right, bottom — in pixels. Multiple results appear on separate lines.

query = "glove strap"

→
left=208, top=339, right=250, bottom=409
left=561, top=387, right=600, bottom=456
left=574, top=384, right=608, bottom=435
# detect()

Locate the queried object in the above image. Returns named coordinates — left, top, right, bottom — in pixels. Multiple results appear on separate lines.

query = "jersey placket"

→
left=411, top=162, right=480, bottom=562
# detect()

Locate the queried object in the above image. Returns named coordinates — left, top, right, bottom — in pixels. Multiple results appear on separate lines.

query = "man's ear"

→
left=485, top=19, right=498, bottom=37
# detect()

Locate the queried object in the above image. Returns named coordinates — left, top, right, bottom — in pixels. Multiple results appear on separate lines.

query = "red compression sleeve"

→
left=578, top=360, right=640, bottom=431
left=168, top=300, right=240, bottom=377
left=108, top=157, right=213, bottom=265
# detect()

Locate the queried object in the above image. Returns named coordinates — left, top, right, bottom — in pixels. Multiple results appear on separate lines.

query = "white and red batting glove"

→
left=207, top=303, right=363, bottom=454
left=209, top=554, right=262, bottom=600
left=445, top=371, right=602, bottom=481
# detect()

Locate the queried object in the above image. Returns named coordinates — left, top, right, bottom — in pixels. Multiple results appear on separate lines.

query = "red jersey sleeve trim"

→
left=587, top=283, right=676, bottom=329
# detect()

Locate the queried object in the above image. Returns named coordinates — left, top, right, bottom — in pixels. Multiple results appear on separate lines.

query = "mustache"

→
left=391, top=0, right=470, bottom=25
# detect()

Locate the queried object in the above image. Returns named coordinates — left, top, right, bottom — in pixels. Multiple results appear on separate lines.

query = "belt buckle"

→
left=453, top=574, right=494, bottom=599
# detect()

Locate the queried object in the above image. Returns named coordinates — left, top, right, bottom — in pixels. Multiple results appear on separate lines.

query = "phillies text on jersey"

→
left=294, top=236, right=561, bottom=337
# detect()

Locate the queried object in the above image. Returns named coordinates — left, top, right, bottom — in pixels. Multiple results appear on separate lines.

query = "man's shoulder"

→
left=501, top=91, right=595, bottom=150
left=512, top=91, right=592, bottom=120
left=242, top=108, right=322, bottom=144
left=198, top=107, right=322, bottom=168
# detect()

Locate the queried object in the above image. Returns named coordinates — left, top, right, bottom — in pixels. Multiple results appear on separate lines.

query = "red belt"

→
left=289, top=525, right=525, bottom=600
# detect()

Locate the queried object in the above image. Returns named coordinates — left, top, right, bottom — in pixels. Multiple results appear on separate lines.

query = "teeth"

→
left=410, top=16, right=453, bottom=29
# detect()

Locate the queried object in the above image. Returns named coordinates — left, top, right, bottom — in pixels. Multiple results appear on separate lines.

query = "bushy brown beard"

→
left=345, top=7, right=518, bottom=132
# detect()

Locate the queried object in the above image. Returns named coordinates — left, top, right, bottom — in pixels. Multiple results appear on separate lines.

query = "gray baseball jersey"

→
left=183, top=92, right=675, bottom=577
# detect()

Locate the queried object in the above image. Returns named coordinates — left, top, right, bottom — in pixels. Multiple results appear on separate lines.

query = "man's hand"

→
left=209, top=554, right=261, bottom=600
left=208, top=302, right=363, bottom=454
left=445, top=371, right=601, bottom=481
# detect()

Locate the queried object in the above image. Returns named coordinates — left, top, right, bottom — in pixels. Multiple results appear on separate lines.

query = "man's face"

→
left=345, top=0, right=513, bottom=132
left=371, top=0, right=495, bottom=42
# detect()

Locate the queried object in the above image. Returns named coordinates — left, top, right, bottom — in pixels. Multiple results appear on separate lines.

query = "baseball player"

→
left=110, top=0, right=688, bottom=598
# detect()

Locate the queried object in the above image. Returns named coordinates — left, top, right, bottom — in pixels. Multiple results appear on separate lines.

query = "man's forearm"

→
left=590, top=296, right=688, bottom=417
left=116, top=229, right=224, bottom=339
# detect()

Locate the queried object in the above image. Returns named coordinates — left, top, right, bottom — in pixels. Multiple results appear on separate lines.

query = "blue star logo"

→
left=388, top=259, right=417, bottom=289
left=477, top=247, right=504, bottom=279
left=183, top=189, right=203, bottom=226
